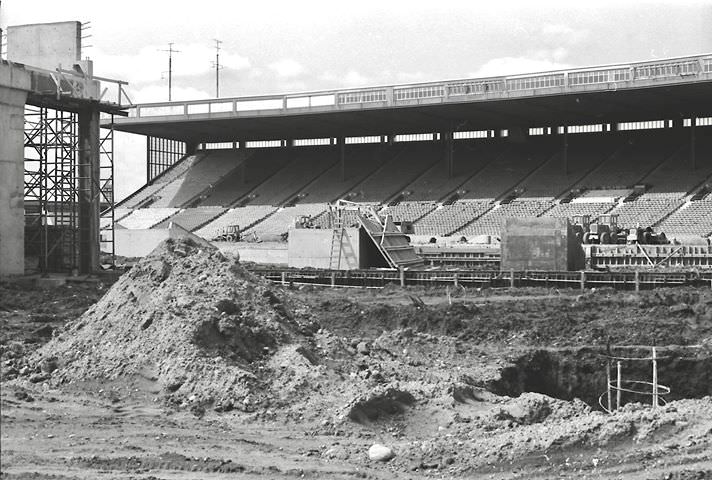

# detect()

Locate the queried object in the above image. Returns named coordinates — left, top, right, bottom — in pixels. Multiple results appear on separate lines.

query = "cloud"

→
left=268, top=59, right=306, bottom=78
left=90, top=44, right=250, bottom=86
left=128, top=84, right=212, bottom=103
left=470, top=55, right=571, bottom=78
left=541, top=23, right=589, bottom=44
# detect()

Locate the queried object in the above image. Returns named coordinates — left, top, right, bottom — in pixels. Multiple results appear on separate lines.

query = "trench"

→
left=488, top=347, right=712, bottom=410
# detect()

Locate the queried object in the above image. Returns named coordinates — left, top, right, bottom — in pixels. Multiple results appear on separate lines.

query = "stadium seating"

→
left=657, top=199, right=712, bottom=237
left=152, top=206, right=226, bottom=231
left=390, top=141, right=500, bottom=201
left=241, top=147, right=337, bottom=206
left=242, top=203, right=327, bottom=239
left=116, top=127, right=712, bottom=242
left=539, top=201, right=613, bottom=220
left=573, top=131, right=681, bottom=190
left=296, top=145, right=391, bottom=203
left=381, top=201, right=438, bottom=223
left=118, top=154, right=203, bottom=208
left=518, top=134, right=616, bottom=198
left=117, top=208, right=179, bottom=229
left=609, top=194, right=685, bottom=230
left=456, top=200, right=551, bottom=236
left=346, top=143, right=439, bottom=202
left=193, top=205, right=277, bottom=241
left=164, top=149, right=251, bottom=207
left=413, top=201, right=493, bottom=236
left=459, top=140, right=556, bottom=200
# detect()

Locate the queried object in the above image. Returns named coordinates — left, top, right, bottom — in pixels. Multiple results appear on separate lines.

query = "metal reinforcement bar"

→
left=246, top=267, right=712, bottom=290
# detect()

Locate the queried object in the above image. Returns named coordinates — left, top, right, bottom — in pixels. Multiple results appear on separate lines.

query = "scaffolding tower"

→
left=23, top=106, right=115, bottom=273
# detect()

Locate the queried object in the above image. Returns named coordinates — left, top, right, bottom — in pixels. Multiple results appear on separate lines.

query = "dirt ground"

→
left=2, top=240, right=712, bottom=479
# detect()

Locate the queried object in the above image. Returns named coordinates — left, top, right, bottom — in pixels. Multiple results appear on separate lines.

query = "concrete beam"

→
left=0, top=62, right=31, bottom=276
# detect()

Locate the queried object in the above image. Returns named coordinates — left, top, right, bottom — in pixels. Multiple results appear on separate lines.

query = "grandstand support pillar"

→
left=690, top=118, right=696, bottom=170
left=562, top=125, right=569, bottom=175
left=185, top=140, right=199, bottom=156
left=442, top=131, right=454, bottom=178
left=339, top=137, right=346, bottom=181
left=77, top=108, right=101, bottom=274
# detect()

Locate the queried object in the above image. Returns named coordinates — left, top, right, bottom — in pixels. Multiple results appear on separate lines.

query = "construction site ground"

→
left=2, top=239, right=711, bottom=479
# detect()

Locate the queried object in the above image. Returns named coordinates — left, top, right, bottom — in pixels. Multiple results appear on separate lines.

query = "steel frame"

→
left=99, top=120, right=115, bottom=266
left=24, top=105, right=79, bottom=272
left=23, top=106, right=116, bottom=272
left=147, top=136, right=185, bottom=181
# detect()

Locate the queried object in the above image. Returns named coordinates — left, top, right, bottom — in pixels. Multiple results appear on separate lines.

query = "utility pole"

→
left=159, top=43, right=180, bottom=101
left=211, top=39, right=223, bottom=98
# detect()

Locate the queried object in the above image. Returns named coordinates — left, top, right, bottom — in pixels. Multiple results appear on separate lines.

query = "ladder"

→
left=328, top=215, right=344, bottom=270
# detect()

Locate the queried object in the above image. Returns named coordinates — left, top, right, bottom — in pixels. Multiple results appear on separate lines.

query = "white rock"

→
left=368, top=444, right=394, bottom=462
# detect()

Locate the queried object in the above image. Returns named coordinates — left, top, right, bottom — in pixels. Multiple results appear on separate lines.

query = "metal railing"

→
left=127, top=53, right=712, bottom=120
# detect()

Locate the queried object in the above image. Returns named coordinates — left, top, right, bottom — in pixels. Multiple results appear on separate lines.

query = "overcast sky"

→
left=2, top=0, right=711, bottom=200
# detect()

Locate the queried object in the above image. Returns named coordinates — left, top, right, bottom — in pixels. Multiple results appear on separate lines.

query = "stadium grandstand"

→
left=108, top=53, right=712, bottom=248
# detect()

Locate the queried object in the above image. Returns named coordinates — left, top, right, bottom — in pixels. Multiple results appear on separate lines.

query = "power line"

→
left=211, top=39, right=224, bottom=98
left=159, top=42, right=181, bottom=101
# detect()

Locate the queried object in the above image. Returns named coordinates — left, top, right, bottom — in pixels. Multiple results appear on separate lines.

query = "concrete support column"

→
left=690, top=118, right=696, bottom=170
left=442, top=131, right=454, bottom=178
left=562, top=125, right=569, bottom=175
left=185, top=140, right=200, bottom=155
left=338, top=136, right=346, bottom=181
left=0, top=64, right=31, bottom=276
left=77, top=108, right=101, bottom=274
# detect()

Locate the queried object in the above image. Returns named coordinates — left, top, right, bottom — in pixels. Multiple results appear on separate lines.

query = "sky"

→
left=2, top=0, right=711, bottom=200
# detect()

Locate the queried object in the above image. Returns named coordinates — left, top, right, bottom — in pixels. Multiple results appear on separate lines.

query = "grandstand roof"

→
left=109, top=54, right=712, bottom=142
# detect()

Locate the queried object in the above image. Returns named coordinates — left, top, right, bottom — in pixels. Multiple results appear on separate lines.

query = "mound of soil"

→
left=32, top=238, right=316, bottom=411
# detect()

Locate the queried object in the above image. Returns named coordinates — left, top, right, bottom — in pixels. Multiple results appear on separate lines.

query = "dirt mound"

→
left=32, top=238, right=315, bottom=411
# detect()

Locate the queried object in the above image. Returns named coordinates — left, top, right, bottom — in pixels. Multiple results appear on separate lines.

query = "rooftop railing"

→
left=128, top=53, right=712, bottom=120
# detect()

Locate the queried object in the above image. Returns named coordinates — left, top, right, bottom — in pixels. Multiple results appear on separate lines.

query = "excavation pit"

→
left=489, top=347, right=712, bottom=410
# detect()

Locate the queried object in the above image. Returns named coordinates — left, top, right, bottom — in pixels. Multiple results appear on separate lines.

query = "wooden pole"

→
left=616, top=361, right=622, bottom=411
left=281, top=271, right=286, bottom=286
left=510, top=269, right=515, bottom=288
left=607, top=361, right=612, bottom=413
left=634, top=270, right=640, bottom=292
left=652, top=346, right=658, bottom=409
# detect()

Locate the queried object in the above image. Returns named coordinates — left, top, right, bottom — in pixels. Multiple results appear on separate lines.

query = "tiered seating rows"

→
left=457, top=200, right=551, bottom=236
left=117, top=208, right=179, bottom=230
left=610, top=195, right=685, bottom=229
left=414, top=201, right=493, bottom=236
left=243, top=203, right=327, bottom=239
left=381, top=201, right=437, bottom=223
left=153, top=206, right=226, bottom=231
left=193, top=205, right=277, bottom=241
left=658, top=200, right=712, bottom=236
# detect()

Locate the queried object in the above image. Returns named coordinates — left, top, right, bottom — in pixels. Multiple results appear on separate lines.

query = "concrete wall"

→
left=0, top=62, right=31, bottom=275
left=114, top=229, right=171, bottom=258
left=7, top=22, right=81, bottom=71
left=501, top=217, right=584, bottom=271
left=288, top=228, right=361, bottom=269
left=217, top=242, right=288, bottom=265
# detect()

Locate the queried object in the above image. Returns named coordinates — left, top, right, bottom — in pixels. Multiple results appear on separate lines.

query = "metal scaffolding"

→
left=23, top=105, right=116, bottom=273
left=99, top=120, right=115, bottom=267
left=147, top=136, right=186, bottom=181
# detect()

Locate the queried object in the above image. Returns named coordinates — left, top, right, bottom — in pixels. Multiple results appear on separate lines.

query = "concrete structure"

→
left=288, top=228, right=390, bottom=269
left=110, top=54, right=712, bottom=143
left=501, top=217, right=584, bottom=271
left=7, top=21, right=82, bottom=72
left=0, top=62, right=31, bottom=275
left=114, top=229, right=172, bottom=258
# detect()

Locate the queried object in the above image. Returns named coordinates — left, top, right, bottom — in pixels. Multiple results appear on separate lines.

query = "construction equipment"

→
left=626, top=226, right=669, bottom=245
left=583, top=214, right=624, bottom=245
left=571, top=214, right=591, bottom=242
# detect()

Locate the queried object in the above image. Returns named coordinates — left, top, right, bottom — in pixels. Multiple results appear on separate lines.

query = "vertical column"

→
left=0, top=66, right=30, bottom=275
left=690, top=117, right=696, bottom=170
left=442, top=130, right=454, bottom=178
left=338, top=137, right=346, bottom=182
left=78, top=108, right=101, bottom=274
left=562, top=125, right=569, bottom=175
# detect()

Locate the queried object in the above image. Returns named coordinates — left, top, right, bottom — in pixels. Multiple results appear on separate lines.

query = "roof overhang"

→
left=107, top=54, right=712, bottom=142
